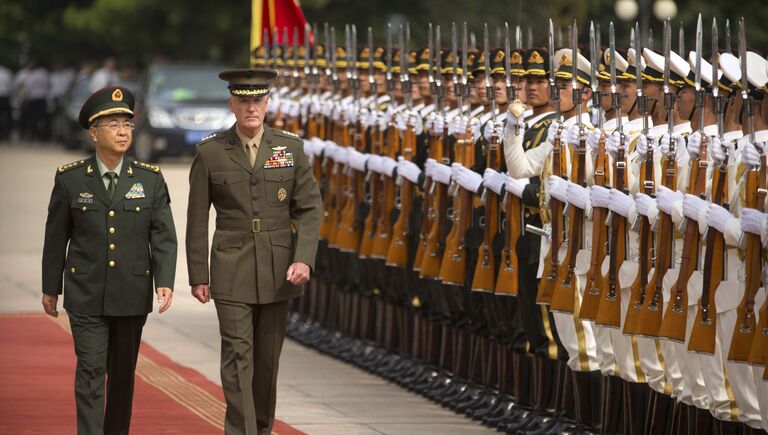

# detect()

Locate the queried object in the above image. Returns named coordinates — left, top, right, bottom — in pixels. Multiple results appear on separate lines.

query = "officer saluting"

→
left=41, top=86, right=178, bottom=434
left=186, top=68, right=321, bottom=435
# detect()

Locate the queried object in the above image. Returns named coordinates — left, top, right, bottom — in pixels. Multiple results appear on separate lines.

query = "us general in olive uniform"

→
left=41, top=86, right=177, bottom=435
left=186, top=69, right=321, bottom=435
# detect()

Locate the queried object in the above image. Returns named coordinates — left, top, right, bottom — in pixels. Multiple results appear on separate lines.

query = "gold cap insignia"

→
left=445, top=53, right=454, bottom=63
left=277, top=187, right=287, bottom=202
left=494, top=50, right=505, bottom=63
left=510, top=52, right=523, bottom=65
left=528, top=51, right=544, bottom=64
left=336, top=47, right=346, bottom=57
left=360, top=47, right=370, bottom=58
left=604, top=52, right=611, bottom=65
left=317, top=45, right=325, bottom=56
left=420, top=48, right=430, bottom=61
left=374, top=46, right=384, bottom=57
left=393, top=51, right=401, bottom=63
left=409, top=51, right=417, bottom=63
left=559, top=52, right=572, bottom=67
left=112, top=89, right=123, bottom=102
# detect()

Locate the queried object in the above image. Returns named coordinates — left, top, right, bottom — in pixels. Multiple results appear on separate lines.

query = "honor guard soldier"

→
left=186, top=68, right=322, bottom=435
left=42, top=86, right=178, bottom=435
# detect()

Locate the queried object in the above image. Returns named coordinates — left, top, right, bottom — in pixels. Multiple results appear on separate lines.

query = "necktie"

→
left=247, top=142, right=257, bottom=168
left=106, top=172, right=117, bottom=199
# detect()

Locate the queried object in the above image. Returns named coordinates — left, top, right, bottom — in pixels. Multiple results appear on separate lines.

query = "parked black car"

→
left=132, top=63, right=232, bottom=162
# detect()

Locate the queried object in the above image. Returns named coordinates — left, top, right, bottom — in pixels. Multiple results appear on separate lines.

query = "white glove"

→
left=659, top=133, right=685, bottom=158
left=586, top=130, right=602, bottom=156
left=608, top=189, right=635, bottom=219
left=706, top=203, right=735, bottom=234
left=303, top=139, right=315, bottom=158
left=682, top=194, right=708, bottom=234
left=395, top=111, right=408, bottom=131
left=740, top=140, right=763, bottom=167
left=505, top=177, right=529, bottom=198
left=348, top=149, right=369, bottom=172
left=546, top=175, right=568, bottom=202
left=566, top=182, right=589, bottom=210
left=606, top=130, right=630, bottom=160
left=424, top=158, right=437, bottom=178
left=311, top=137, right=327, bottom=157
left=635, top=193, right=658, bottom=218
left=323, top=140, right=339, bottom=161
left=408, top=110, right=424, bottom=135
left=397, top=156, right=422, bottom=184
left=379, top=156, right=398, bottom=178
left=377, top=110, right=391, bottom=131
left=335, top=146, right=350, bottom=165
left=482, top=168, right=507, bottom=195
left=431, top=161, right=452, bottom=185
left=455, top=166, right=484, bottom=193
left=432, top=114, right=445, bottom=134
left=469, top=117, right=481, bottom=140
left=655, top=185, right=684, bottom=216
left=590, top=185, right=611, bottom=209
left=637, top=134, right=651, bottom=156
left=484, top=120, right=500, bottom=141
left=547, top=121, right=563, bottom=145
left=506, top=108, right=524, bottom=128
left=686, top=131, right=702, bottom=157
left=367, top=154, right=382, bottom=174
left=566, top=124, right=580, bottom=147
left=710, top=136, right=736, bottom=163
left=741, top=208, right=768, bottom=247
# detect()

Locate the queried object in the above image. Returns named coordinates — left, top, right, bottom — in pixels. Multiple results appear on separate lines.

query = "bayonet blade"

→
left=679, top=24, right=685, bottom=57
left=368, top=26, right=375, bottom=86
left=484, top=22, right=491, bottom=90
left=451, top=22, right=458, bottom=91
left=527, top=26, right=533, bottom=50
left=516, top=25, right=522, bottom=50
left=663, top=20, right=671, bottom=94
left=386, top=23, right=392, bottom=84
left=711, top=18, right=719, bottom=99
left=609, top=22, right=617, bottom=90
left=428, top=23, right=434, bottom=85
left=725, top=19, right=731, bottom=53
left=461, top=21, right=468, bottom=87
left=635, top=22, right=643, bottom=94
left=548, top=19, right=556, bottom=86
left=505, top=22, right=512, bottom=89
left=695, top=14, right=702, bottom=92
left=571, top=20, right=578, bottom=90
left=590, top=21, right=598, bottom=92
left=739, top=18, right=747, bottom=94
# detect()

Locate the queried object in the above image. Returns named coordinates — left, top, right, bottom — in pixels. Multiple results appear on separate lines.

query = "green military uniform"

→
left=41, top=86, right=177, bottom=435
left=186, top=69, right=321, bottom=435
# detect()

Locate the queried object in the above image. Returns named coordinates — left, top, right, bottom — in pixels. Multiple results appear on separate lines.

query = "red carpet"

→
left=0, top=313, right=304, bottom=435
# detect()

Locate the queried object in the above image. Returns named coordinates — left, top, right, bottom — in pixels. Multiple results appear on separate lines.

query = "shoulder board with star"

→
left=132, top=161, right=161, bottom=173
left=57, top=160, right=86, bottom=173
left=199, top=132, right=218, bottom=144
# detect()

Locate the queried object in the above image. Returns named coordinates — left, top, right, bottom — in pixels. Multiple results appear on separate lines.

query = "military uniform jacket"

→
left=42, top=157, right=177, bottom=316
left=186, top=125, right=322, bottom=304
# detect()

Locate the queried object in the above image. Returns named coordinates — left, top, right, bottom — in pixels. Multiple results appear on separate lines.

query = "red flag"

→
left=251, top=0, right=312, bottom=50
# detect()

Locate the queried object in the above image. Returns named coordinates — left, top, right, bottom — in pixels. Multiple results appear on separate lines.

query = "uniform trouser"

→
left=68, top=312, right=147, bottom=435
left=215, top=299, right=290, bottom=435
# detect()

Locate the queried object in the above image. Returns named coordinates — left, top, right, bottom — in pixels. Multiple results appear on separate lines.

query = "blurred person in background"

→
left=16, top=59, right=50, bottom=141
left=90, top=57, right=117, bottom=92
left=49, top=60, right=75, bottom=142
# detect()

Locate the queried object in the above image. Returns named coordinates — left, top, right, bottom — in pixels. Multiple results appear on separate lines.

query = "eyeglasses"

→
left=96, top=121, right=135, bottom=132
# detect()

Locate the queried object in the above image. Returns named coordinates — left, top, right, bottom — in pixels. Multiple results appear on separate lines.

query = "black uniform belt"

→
left=218, top=218, right=290, bottom=233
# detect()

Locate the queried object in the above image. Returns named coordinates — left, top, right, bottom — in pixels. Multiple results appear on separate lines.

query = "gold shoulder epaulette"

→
left=132, top=161, right=161, bottom=173
left=57, top=160, right=86, bottom=173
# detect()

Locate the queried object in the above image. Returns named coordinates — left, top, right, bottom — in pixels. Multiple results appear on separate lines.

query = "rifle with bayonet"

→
left=495, top=23, right=522, bottom=296
left=731, top=17, right=767, bottom=361
left=581, top=21, right=610, bottom=320
left=551, top=20, right=585, bottom=314
left=659, top=14, right=708, bottom=342
left=688, top=17, right=740, bottom=353
left=439, top=22, right=471, bottom=285
left=414, top=22, right=436, bottom=272
left=319, top=25, right=341, bottom=241
left=536, top=18, right=565, bottom=305
left=419, top=24, right=450, bottom=279
left=472, top=23, right=501, bottom=293
left=387, top=23, right=418, bottom=268
left=631, top=19, right=678, bottom=337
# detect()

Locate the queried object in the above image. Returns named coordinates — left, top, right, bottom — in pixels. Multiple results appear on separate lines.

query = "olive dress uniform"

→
left=41, top=86, right=178, bottom=435
left=185, top=69, right=322, bottom=435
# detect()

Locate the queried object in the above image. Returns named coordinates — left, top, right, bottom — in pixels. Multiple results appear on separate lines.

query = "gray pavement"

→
left=0, top=144, right=495, bottom=435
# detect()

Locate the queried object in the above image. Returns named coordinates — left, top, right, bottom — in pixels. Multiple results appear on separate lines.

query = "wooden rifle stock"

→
left=624, top=147, right=656, bottom=334
left=472, top=135, right=502, bottom=292
left=495, top=188, right=521, bottom=295
left=336, top=121, right=367, bottom=253
left=580, top=132, right=609, bottom=320
left=551, top=135, right=586, bottom=313
left=537, top=127, right=565, bottom=304
left=327, top=121, right=353, bottom=248
left=596, top=137, right=628, bottom=328
left=631, top=154, right=678, bottom=337
left=386, top=125, right=417, bottom=267
left=370, top=121, right=400, bottom=259
left=439, top=129, right=473, bottom=285
left=688, top=161, right=728, bottom=354
left=731, top=157, right=766, bottom=361
left=658, top=140, right=708, bottom=342
left=358, top=125, right=383, bottom=258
